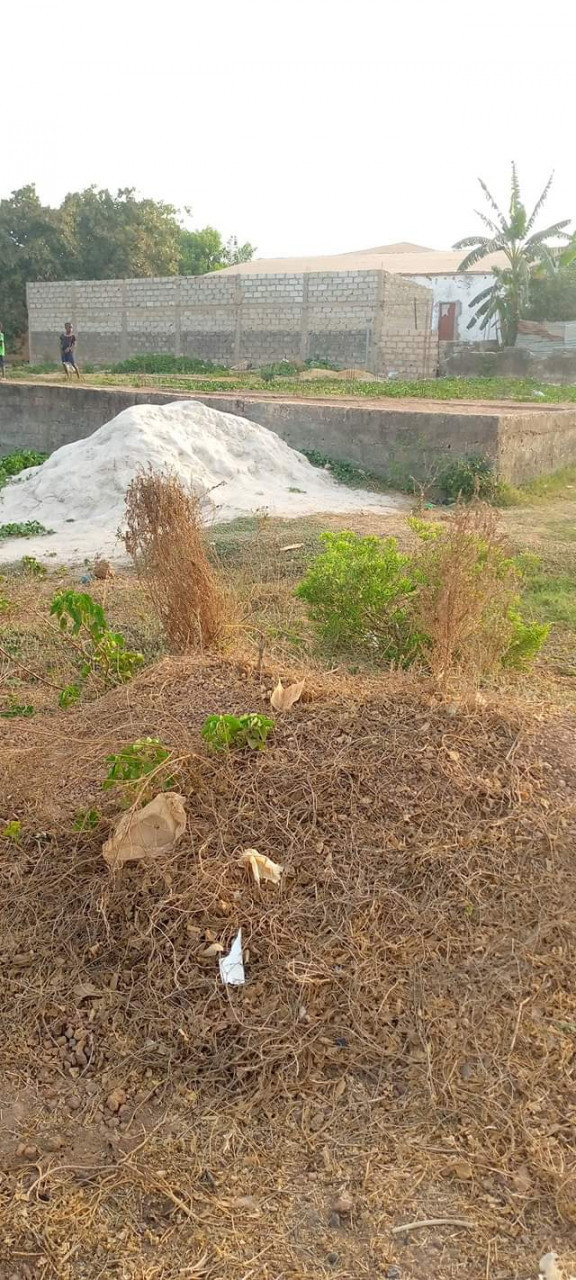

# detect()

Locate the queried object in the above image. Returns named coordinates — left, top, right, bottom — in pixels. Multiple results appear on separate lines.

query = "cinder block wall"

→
left=27, top=271, right=436, bottom=377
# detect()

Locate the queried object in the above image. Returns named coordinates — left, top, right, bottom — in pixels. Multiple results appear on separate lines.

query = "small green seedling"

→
left=104, top=737, right=173, bottom=789
left=202, top=712, right=275, bottom=752
left=73, top=808, right=101, bottom=832
left=59, top=684, right=82, bottom=709
left=21, top=555, right=48, bottom=578
left=51, top=589, right=144, bottom=690
left=1, top=820, right=22, bottom=840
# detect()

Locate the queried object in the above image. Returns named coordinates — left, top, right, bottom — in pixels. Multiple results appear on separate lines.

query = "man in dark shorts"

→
left=60, top=322, right=80, bottom=379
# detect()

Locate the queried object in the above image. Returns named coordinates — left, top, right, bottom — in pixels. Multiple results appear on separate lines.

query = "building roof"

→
left=216, top=247, right=507, bottom=277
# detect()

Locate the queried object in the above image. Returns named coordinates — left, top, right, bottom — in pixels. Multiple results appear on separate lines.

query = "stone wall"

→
left=2, top=381, right=576, bottom=486
left=27, top=271, right=436, bottom=378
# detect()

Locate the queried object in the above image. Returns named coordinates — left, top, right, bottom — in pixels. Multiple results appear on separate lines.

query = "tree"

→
left=58, top=187, right=181, bottom=279
left=178, top=226, right=255, bottom=275
left=0, top=184, right=255, bottom=348
left=0, top=186, right=70, bottom=347
left=454, top=164, right=572, bottom=346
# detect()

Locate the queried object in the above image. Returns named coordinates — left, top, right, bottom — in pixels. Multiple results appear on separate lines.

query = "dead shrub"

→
left=124, top=468, right=224, bottom=651
left=413, top=501, right=518, bottom=683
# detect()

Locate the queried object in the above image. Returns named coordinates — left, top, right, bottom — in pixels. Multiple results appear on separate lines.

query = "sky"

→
left=4, top=0, right=576, bottom=259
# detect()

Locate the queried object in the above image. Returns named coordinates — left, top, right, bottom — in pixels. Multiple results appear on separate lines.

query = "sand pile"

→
left=0, top=400, right=403, bottom=563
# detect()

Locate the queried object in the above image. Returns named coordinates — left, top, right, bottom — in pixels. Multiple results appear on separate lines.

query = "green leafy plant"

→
left=51, top=590, right=144, bottom=692
left=1, top=819, right=22, bottom=840
left=104, top=738, right=174, bottom=791
left=111, top=354, right=227, bottom=375
left=0, top=450, right=47, bottom=489
left=296, top=530, right=420, bottom=660
left=439, top=454, right=499, bottom=503
left=0, top=521, right=53, bottom=540
left=73, top=808, right=101, bottom=832
left=202, top=712, right=275, bottom=752
left=59, top=683, right=82, bottom=709
left=260, top=361, right=300, bottom=381
left=21, top=554, right=48, bottom=577
left=0, top=698, right=34, bottom=718
left=0, top=597, right=11, bottom=613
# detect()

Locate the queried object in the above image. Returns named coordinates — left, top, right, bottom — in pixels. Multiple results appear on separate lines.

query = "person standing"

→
left=60, top=322, right=80, bottom=379
left=0, top=324, right=5, bottom=378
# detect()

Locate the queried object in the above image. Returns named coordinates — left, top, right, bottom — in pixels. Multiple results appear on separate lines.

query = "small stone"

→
left=74, top=1049, right=88, bottom=1067
left=43, top=1133, right=64, bottom=1152
left=23, top=1144, right=39, bottom=1159
left=118, top=1104, right=131, bottom=1118
left=387, top=1268, right=402, bottom=1280
left=73, top=1027, right=84, bottom=1041
left=56, top=1036, right=67, bottom=1047
left=65, top=1026, right=74, bottom=1040
left=107, top=1115, right=120, bottom=1128
left=68, top=1094, right=81, bottom=1110
left=106, top=1088, right=127, bottom=1114
left=331, top=1190, right=353, bottom=1215
left=327, top=1255, right=339, bottom=1267
left=328, top=1210, right=341, bottom=1228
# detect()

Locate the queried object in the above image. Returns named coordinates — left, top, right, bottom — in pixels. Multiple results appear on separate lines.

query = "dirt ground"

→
left=0, top=498, right=575, bottom=1279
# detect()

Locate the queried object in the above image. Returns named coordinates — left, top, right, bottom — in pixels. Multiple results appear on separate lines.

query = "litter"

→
left=219, top=929, right=245, bottom=986
left=240, top=848, right=283, bottom=886
left=102, top=792, right=187, bottom=870
left=270, top=678, right=305, bottom=711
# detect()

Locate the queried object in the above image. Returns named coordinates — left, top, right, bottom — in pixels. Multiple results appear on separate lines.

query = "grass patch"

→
left=13, top=365, right=576, bottom=403
left=521, top=570, right=576, bottom=629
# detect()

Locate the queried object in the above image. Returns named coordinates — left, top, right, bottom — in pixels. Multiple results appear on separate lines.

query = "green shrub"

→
left=0, top=521, right=53, bottom=540
left=0, top=449, right=47, bottom=489
left=502, top=611, right=550, bottom=668
left=439, top=453, right=499, bottom=503
left=202, top=712, right=275, bottom=752
left=297, top=512, right=549, bottom=676
left=296, top=530, right=420, bottom=661
left=259, top=361, right=300, bottom=381
left=110, top=354, right=227, bottom=375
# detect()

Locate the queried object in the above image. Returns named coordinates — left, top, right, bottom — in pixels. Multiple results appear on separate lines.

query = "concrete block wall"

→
left=27, top=270, right=435, bottom=377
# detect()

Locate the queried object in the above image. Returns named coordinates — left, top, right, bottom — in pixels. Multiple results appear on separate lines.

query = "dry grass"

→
left=124, top=469, right=225, bottom=652
left=1, top=652, right=575, bottom=1278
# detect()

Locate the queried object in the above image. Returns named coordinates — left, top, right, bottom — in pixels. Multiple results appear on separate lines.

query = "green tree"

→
left=58, top=187, right=181, bottom=278
left=454, top=164, right=572, bottom=345
left=0, top=186, right=70, bottom=347
left=178, top=226, right=255, bottom=275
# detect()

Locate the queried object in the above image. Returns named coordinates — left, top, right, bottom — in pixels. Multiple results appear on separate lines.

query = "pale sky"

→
left=4, top=0, right=576, bottom=259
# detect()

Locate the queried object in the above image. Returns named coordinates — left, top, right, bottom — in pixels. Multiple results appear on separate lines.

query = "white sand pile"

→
left=0, top=399, right=405, bottom=563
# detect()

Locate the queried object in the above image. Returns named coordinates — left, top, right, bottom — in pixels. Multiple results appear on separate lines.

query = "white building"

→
left=219, top=242, right=506, bottom=343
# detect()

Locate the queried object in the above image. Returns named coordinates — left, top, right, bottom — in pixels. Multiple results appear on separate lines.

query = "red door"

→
left=438, top=302, right=457, bottom=341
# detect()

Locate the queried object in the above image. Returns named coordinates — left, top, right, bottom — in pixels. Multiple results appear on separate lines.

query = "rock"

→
left=106, top=1087, right=127, bottom=1114
left=331, top=1190, right=353, bottom=1215
left=387, top=1268, right=401, bottom=1280
left=68, top=1094, right=81, bottom=1110
left=43, top=1133, right=64, bottom=1152
left=74, top=1048, right=88, bottom=1067
left=328, top=1210, right=341, bottom=1228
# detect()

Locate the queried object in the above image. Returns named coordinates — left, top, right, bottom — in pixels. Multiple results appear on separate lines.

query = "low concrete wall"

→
left=439, top=340, right=576, bottom=384
left=1, top=381, right=576, bottom=486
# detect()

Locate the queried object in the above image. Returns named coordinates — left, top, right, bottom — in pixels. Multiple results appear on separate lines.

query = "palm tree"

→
left=454, top=164, right=572, bottom=346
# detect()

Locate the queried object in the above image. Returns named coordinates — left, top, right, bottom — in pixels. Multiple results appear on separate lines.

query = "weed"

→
left=0, top=597, right=11, bottom=613
left=301, top=449, right=388, bottom=491
left=0, top=698, right=34, bottom=718
left=111, top=354, right=227, bottom=375
left=103, top=738, right=174, bottom=790
left=51, top=589, right=144, bottom=691
left=124, top=468, right=224, bottom=652
left=73, top=808, right=101, bottom=832
left=0, top=521, right=53, bottom=540
left=21, top=555, right=48, bottom=577
left=202, top=712, right=275, bottom=752
left=59, top=683, right=82, bottom=709
left=1, top=819, right=22, bottom=840
left=439, top=454, right=499, bottom=503
left=260, top=361, right=300, bottom=381
left=0, top=450, right=47, bottom=489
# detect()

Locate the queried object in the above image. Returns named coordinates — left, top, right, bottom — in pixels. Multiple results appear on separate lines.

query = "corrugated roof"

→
left=216, top=249, right=507, bottom=277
